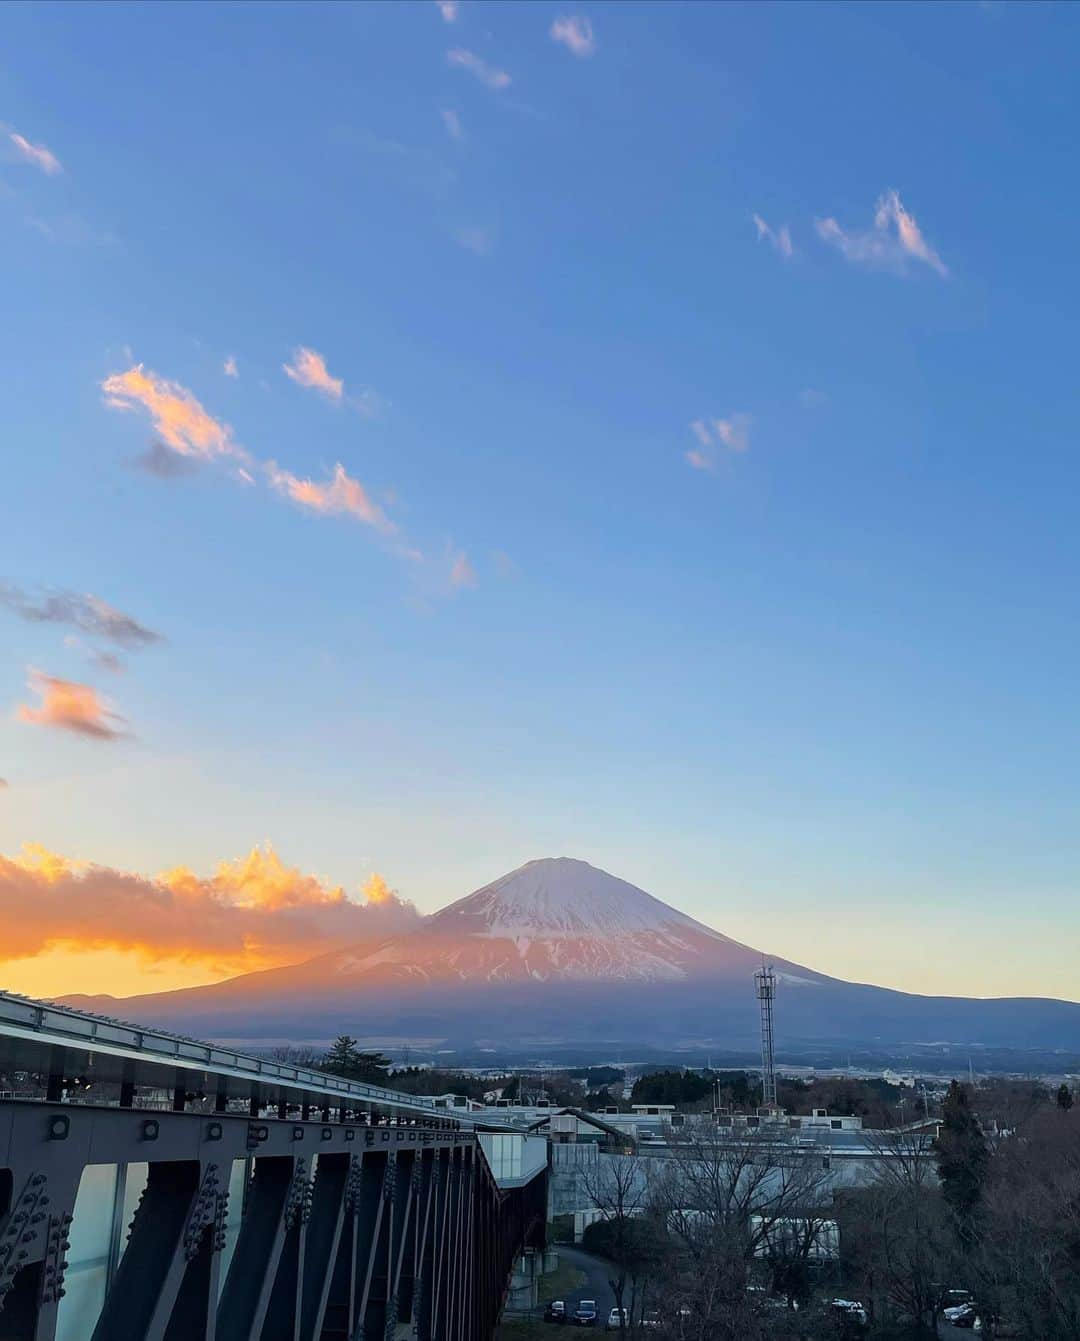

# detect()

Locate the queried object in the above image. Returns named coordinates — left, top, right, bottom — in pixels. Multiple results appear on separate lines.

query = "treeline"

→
left=270, top=1036, right=496, bottom=1096
left=628, top=1068, right=907, bottom=1125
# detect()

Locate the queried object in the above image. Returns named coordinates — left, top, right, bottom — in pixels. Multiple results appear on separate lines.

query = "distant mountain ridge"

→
left=59, top=857, right=1080, bottom=1051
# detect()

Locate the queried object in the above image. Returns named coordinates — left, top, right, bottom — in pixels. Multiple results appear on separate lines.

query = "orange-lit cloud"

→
left=0, top=843, right=420, bottom=986
left=283, top=347, right=344, bottom=400
left=550, top=15, right=595, bottom=58
left=816, top=189, right=947, bottom=278
left=266, top=461, right=395, bottom=534
left=17, top=670, right=126, bottom=740
left=447, top=49, right=511, bottom=90
left=362, top=872, right=396, bottom=905
left=8, top=130, right=62, bottom=175
left=102, top=365, right=246, bottom=462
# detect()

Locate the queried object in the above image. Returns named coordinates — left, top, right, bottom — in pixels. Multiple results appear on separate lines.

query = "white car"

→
left=606, top=1307, right=629, bottom=1329
left=831, top=1299, right=868, bottom=1325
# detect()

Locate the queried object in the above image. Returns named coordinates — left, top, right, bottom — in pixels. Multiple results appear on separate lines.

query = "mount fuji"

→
left=59, top=857, right=1080, bottom=1052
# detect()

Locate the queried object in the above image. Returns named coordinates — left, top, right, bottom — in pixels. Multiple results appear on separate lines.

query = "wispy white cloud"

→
left=550, top=15, right=596, bottom=58
left=224, top=355, right=238, bottom=378
left=8, top=130, right=61, bottom=176
left=454, top=224, right=494, bottom=256
left=714, top=414, right=751, bottom=454
left=752, top=213, right=793, bottom=259
left=435, top=0, right=458, bottom=20
left=816, top=189, right=947, bottom=277
left=441, top=108, right=463, bottom=141
left=447, top=48, right=511, bottom=90
left=684, top=413, right=752, bottom=471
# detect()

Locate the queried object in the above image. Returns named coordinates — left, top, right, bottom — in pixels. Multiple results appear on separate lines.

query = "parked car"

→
left=641, top=1309, right=662, bottom=1329
left=573, top=1299, right=599, bottom=1327
left=544, top=1299, right=567, bottom=1324
left=830, top=1299, right=868, bottom=1332
left=606, top=1307, right=629, bottom=1329
left=944, top=1302, right=983, bottom=1330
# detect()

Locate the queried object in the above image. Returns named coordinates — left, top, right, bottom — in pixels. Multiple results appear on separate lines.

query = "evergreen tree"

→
left=321, top=1036, right=391, bottom=1083
left=323, top=1034, right=360, bottom=1077
left=935, top=1080, right=988, bottom=1247
left=1057, top=1082, right=1074, bottom=1112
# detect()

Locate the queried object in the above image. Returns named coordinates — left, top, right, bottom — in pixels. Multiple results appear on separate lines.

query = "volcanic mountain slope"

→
left=328, top=857, right=824, bottom=985
left=59, top=857, right=1080, bottom=1050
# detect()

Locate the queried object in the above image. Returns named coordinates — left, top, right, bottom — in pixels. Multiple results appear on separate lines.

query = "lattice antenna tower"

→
left=754, top=959, right=778, bottom=1109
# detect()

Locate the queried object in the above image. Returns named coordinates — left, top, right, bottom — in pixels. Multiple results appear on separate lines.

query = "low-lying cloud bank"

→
left=0, top=843, right=421, bottom=978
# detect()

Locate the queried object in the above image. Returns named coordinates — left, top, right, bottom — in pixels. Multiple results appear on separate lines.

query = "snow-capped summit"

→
left=344, top=855, right=771, bottom=985
left=429, top=856, right=727, bottom=940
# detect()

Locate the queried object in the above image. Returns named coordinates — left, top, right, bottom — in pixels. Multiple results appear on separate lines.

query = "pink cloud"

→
left=816, top=189, right=947, bottom=277
left=282, top=347, right=344, bottom=400
left=685, top=413, right=751, bottom=470
left=449, top=550, right=477, bottom=588
left=102, top=365, right=245, bottom=463
left=752, top=213, right=793, bottom=259
left=266, top=462, right=395, bottom=534
left=17, top=670, right=126, bottom=741
left=435, top=0, right=458, bottom=20
left=550, top=15, right=595, bottom=58
left=714, top=413, right=751, bottom=454
left=8, top=130, right=61, bottom=176
left=447, top=48, right=511, bottom=90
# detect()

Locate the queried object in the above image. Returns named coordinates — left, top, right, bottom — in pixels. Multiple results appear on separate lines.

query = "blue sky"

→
left=2, top=0, right=1079, bottom=1000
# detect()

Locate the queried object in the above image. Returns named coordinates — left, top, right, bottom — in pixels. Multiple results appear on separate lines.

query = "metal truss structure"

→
left=0, top=993, right=547, bottom=1341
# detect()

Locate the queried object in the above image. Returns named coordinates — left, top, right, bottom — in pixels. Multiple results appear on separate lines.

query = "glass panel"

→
left=54, top=1164, right=118, bottom=1341
left=217, top=1159, right=249, bottom=1298
left=116, top=1163, right=149, bottom=1267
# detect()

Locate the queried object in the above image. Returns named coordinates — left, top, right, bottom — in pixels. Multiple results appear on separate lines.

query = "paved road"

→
left=553, top=1245, right=617, bottom=1321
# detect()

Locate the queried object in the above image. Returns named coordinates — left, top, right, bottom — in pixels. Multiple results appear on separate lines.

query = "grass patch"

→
left=538, top=1257, right=587, bottom=1305
left=494, top=1323, right=548, bottom=1341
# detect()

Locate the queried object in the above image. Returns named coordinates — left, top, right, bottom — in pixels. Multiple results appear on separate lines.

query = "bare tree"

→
left=579, top=1152, right=653, bottom=1329
left=838, top=1126, right=951, bottom=1336
left=646, top=1118, right=833, bottom=1339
